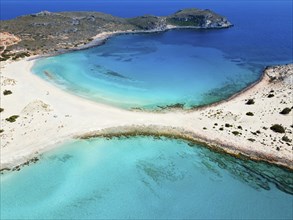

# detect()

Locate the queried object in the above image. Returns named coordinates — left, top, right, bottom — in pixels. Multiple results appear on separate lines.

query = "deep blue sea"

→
left=1, top=1, right=293, bottom=219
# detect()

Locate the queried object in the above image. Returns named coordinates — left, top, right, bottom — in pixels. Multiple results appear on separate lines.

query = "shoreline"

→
left=76, top=125, right=293, bottom=172
left=27, top=24, right=231, bottom=61
left=28, top=27, right=265, bottom=114
left=0, top=55, right=292, bottom=171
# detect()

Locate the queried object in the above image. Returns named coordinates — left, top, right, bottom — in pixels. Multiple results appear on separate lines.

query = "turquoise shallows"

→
left=31, top=1, right=293, bottom=110
left=1, top=137, right=292, bottom=219
left=32, top=31, right=262, bottom=110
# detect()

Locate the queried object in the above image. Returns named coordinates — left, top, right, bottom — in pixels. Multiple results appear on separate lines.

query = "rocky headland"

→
left=0, top=8, right=232, bottom=60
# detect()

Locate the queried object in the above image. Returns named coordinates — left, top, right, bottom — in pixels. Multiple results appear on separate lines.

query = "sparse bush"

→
left=246, top=112, right=254, bottom=116
left=280, top=107, right=291, bottom=115
left=219, top=127, right=224, bottom=131
left=225, top=123, right=232, bottom=128
left=0, top=108, right=3, bottom=113
left=245, top=99, right=255, bottom=105
left=282, top=136, right=291, bottom=142
left=237, top=126, right=242, bottom=130
left=0, top=57, right=9, bottom=61
left=5, top=115, right=19, bottom=123
left=203, top=127, right=207, bottom=130
left=269, top=76, right=276, bottom=82
left=232, top=131, right=240, bottom=136
left=248, top=138, right=255, bottom=142
left=268, top=94, right=274, bottom=98
left=270, top=124, right=285, bottom=133
left=0, top=129, right=3, bottom=133
left=3, top=90, right=12, bottom=95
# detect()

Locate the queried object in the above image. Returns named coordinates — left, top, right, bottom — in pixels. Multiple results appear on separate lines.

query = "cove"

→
left=32, top=30, right=264, bottom=110
left=1, top=137, right=292, bottom=219
left=30, top=0, right=293, bottom=110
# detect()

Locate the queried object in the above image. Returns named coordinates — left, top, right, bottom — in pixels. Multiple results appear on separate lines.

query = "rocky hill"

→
left=0, top=8, right=232, bottom=59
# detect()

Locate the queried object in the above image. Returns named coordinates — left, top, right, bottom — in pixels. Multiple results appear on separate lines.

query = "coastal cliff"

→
left=0, top=8, right=232, bottom=59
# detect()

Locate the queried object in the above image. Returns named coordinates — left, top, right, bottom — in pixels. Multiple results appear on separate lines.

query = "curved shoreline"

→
left=28, top=27, right=265, bottom=114
left=76, top=125, right=293, bottom=171
left=0, top=57, right=292, bottom=171
left=28, top=24, right=232, bottom=61
left=28, top=27, right=263, bottom=113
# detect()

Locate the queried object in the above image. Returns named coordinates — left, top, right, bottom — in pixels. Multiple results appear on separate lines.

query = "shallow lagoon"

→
left=32, top=30, right=263, bottom=110
left=1, top=137, right=292, bottom=219
left=31, top=0, right=293, bottom=110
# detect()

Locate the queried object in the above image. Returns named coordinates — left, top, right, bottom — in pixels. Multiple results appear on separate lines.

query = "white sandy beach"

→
left=0, top=59, right=292, bottom=170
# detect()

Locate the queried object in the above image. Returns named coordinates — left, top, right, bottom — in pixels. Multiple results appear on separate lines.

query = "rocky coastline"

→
left=0, top=8, right=232, bottom=60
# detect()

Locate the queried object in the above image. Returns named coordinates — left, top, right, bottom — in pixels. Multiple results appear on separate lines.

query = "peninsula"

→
left=0, top=8, right=232, bottom=59
left=0, top=9, right=292, bottom=172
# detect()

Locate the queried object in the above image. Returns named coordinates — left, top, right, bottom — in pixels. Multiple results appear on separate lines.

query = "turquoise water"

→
left=31, top=1, right=293, bottom=110
left=32, top=31, right=262, bottom=109
left=1, top=137, right=293, bottom=219
left=4, top=1, right=293, bottom=219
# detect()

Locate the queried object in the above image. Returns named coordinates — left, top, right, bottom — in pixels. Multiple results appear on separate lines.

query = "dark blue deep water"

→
left=2, top=1, right=292, bottom=63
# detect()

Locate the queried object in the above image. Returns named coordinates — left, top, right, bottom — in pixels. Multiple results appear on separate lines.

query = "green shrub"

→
left=3, top=90, right=12, bottom=95
left=225, top=123, right=232, bottom=128
left=232, top=131, right=240, bottom=136
left=0, top=57, right=9, bottom=61
left=246, top=112, right=254, bottom=116
left=0, top=129, right=3, bottom=133
left=5, top=115, right=19, bottom=123
left=267, top=94, right=274, bottom=98
left=245, top=99, right=255, bottom=105
left=0, top=108, right=3, bottom=113
left=270, top=124, right=285, bottom=133
left=282, top=136, right=291, bottom=142
left=248, top=138, right=255, bottom=142
left=280, top=107, right=291, bottom=115
left=269, top=76, right=276, bottom=82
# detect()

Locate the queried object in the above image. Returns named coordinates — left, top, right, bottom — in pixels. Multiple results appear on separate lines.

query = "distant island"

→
left=0, top=8, right=232, bottom=59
